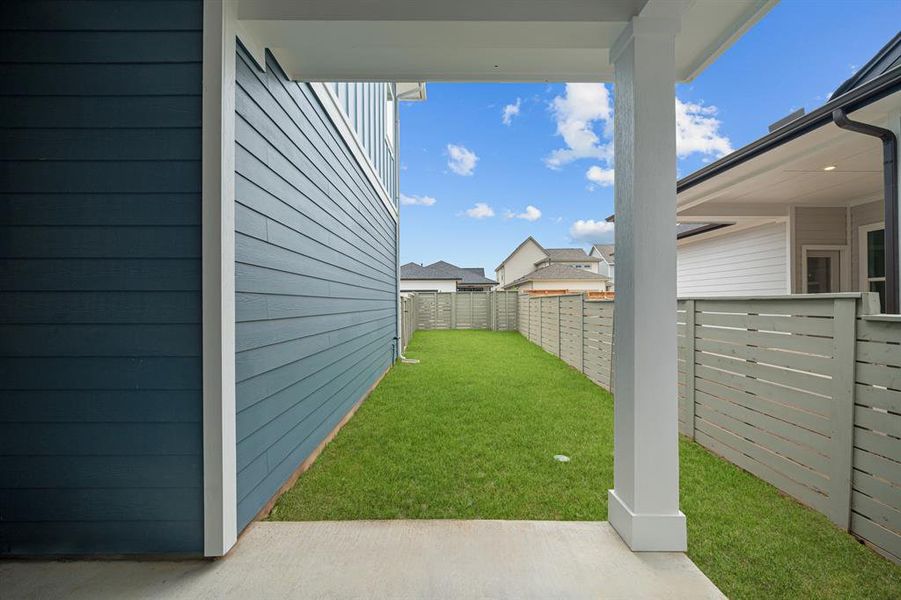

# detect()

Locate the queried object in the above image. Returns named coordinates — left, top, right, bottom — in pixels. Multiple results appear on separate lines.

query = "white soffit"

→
left=236, top=0, right=776, bottom=82
left=677, top=92, right=900, bottom=216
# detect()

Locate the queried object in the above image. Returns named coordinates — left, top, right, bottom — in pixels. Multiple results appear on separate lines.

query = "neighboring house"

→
left=400, top=261, right=497, bottom=292
left=0, top=1, right=424, bottom=557
left=496, top=237, right=610, bottom=292
left=589, top=244, right=615, bottom=286
left=669, top=33, right=899, bottom=311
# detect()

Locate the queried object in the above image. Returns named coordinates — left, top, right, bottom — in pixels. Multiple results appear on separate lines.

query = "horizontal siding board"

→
left=2, top=422, right=201, bottom=456
left=0, top=194, right=201, bottom=227
left=234, top=46, right=396, bottom=532
left=0, top=161, right=201, bottom=193
left=0, top=324, right=200, bottom=356
left=0, top=63, right=202, bottom=95
left=0, top=226, right=200, bottom=258
left=1, top=1, right=202, bottom=30
left=0, top=31, right=203, bottom=63
left=0, top=390, right=200, bottom=423
left=1, top=488, right=201, bottom=522
left=0, top=96, right=200, bottom=128
left=0, top=129, right=200, bottom=161
left=0, top=454, right=201, bottom=489
left=0, top=521, right=203, bottom=556
left=0, top=291, right=199, bottom=324
left=0, top=0, right=204, bottom=556
left=0, top=259, right=200, bottom=291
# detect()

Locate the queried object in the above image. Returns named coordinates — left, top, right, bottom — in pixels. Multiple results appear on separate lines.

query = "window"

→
left=385, top=86, right=395, bottom=151
left=860, top=224, right=886, bottom=309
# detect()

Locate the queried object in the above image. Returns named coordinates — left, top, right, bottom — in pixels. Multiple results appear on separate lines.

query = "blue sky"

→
left=398, top=1, right=901, bottom=273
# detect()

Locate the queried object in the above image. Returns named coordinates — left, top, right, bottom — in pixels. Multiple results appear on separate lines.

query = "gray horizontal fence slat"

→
left=409, top=291, right=517, bottom=333
left=511, top=291, right=899, bottom=562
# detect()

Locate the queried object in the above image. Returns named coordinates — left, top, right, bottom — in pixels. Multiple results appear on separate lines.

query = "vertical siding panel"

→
left=0, top=0, right=204, bottom=556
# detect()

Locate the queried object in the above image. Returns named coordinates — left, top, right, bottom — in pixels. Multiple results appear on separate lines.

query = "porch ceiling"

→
left=678, top=91, right=900, bottom=220
left=235, top=0, right=775, bottom=82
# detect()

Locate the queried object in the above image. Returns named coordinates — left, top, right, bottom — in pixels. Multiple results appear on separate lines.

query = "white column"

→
left=202, top=0, right=238, bottom=557
left=608, top=14, right=687, bottom=552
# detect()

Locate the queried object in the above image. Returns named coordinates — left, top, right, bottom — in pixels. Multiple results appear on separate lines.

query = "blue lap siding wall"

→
left=0, top=1, right=204, bottom=555
left=234, top=47, right=398, bottom=531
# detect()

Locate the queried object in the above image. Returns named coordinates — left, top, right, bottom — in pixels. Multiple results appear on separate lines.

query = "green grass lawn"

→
left=269, top=330, right=899, bottom=599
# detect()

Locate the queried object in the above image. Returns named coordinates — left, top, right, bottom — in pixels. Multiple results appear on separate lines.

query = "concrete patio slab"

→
left=0, top=520, right=724, bottom=599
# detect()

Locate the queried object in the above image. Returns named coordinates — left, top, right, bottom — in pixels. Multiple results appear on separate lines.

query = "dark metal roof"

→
left=832, top=32, right=901, bottom=98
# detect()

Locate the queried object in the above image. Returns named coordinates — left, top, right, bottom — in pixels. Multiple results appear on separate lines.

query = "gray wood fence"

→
left=409, top=291, right=519, bottom=334
left=518, top=293, right=615, bottom=389
left=520, top=292, right=900, bottom=564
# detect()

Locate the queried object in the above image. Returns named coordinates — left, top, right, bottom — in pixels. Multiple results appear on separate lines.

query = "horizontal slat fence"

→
left=518, top=292, right=899, bottom=564
left=517, top=294, right=615, bottom=390
left=411, top=291, right=518, bottom=332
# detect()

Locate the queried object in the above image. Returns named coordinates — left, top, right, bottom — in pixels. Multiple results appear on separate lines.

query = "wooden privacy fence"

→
left=412, top=291, right=518, bottom=332
left=517, top=293, right=614, bottom=390
left=519, top=292, right=900, bottom=563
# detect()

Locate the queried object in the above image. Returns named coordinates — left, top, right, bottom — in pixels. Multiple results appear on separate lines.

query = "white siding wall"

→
left=399, top=279, right=457, bottom=292
left=677, top=222, right=788, bottom=297
left=499, top=239, right=548, bottom=288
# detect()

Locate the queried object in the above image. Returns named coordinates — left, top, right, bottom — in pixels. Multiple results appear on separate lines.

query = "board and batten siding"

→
left=677, top=222, right=788, bottom=297
left=234, top=47, right=397, bottom=531
left=0, top=1, right=204, bottom=555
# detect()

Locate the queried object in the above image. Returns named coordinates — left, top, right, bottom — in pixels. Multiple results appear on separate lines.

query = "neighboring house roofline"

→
left=495, top=236, right=546, bottom=271
left=509, top=263, right=609, bottom=288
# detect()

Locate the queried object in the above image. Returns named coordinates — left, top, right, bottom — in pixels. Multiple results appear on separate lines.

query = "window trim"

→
left=858, top=221, right=886, bottom=294
left=311, top=82, right=398, bottom=221
left=801, top=244, right=848, bottom=294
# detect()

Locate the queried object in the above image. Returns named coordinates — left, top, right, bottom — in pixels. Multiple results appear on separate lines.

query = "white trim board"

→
left=310, top=82, right=399, bottom=222
left=202, top=0, right=238, bottom=558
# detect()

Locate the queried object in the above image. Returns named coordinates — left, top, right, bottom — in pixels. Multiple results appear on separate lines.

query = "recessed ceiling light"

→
left=823, top=165, right=837, bottom=171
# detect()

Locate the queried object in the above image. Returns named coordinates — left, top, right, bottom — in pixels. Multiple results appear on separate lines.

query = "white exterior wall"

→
left=497, top=239, right=547, bottom=288
left=400, top=279, right=457, bottom=293
left=677, top=222, right=788, bottom=297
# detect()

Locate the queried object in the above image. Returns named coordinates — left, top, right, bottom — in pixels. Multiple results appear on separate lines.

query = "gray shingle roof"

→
left=511, top=263, right=609, bottom=287
left=591, top=244, right=615, bottom=264
left=543, top=248, right=600, bottom=262
left=400, top=261, right=497, bottom=285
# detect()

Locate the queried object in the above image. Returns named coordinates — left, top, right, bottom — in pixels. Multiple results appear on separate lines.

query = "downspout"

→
left=832, top=108, right=899, bottom=314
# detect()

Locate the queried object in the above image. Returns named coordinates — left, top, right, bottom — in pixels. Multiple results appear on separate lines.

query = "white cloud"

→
left=545, top=83, right=613, bottom=169
left=505, top=205, right=542, bottom=222
left=447, top=144, right=479, bottom=176
left=675, top=98, right=733, bottom=158
left=399, top=193, right=437, bottom=206
left=546, top=84, right=732, bottom=188
left=569, top=219, right=614, bottom=244
left=464, top=202, right=495, bottom=219
left=502, top=98, right=522, bottom=125
left=585, top=165, right=614, bottom=187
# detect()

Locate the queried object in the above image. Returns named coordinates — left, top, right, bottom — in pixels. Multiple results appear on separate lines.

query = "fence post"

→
left=684, top=299, right=696, bottom=440
left=538, top=297, right=543, bottom=346
left=579, top=294, right=585, bottom=375
left=829, top=296, right=856, bottom=530
left=450, top=293, right=457, bottom=329
left=556, top=296, right=562, bottom=357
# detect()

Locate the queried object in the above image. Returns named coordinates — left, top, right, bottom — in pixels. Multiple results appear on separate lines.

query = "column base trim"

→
left=608, top=489, right=687, bottom=552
